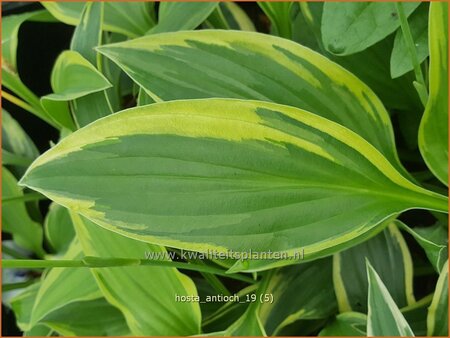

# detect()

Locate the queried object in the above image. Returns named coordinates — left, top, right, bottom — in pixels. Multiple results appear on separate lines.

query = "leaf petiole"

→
left=2, top=192, right=47, bottom=204
left=2, top=257, right=256, bottom=283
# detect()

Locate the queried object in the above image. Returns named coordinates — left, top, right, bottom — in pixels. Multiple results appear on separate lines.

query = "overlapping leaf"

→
left=333, top=222, right=414, bottom=313
left=2, top=110, right=38, bottom=176
left=41, top=50, right=111, bottom=130
left=29, top=241, right=101, bottom=328
left=44, top=203, right=74, bottom=254
left=319, top=312, right=366, bottom=336
left=391, top=4, right=429, bottom=79
left=366, top=262, right=414, bottom=336
left=397, top=220, right=447, bottom=272
left=2, top=167, right=44, bottom=257
left=1, top=10, right=58, bottom=127
left=149, top=2, right=218, bottom=34
left=97, top=30, right=411, bottom=176
left=38, top=298, right=129, bottom=336
left=70, top=213, right=201, bottom=336
left=258, top=2, right=293, bottom=39
left=210, top=3, right=255, bottom=31
left=42, top=2, right=155, bottom=37
left=259, top=258, right=337, bottom=335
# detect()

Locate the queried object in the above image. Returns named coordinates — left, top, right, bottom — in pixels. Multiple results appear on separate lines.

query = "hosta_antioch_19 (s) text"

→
left=1, top=1, right=448, bottom=337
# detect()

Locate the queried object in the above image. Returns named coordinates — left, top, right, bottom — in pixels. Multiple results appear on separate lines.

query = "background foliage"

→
left=1, top=1, right=448, bottom=336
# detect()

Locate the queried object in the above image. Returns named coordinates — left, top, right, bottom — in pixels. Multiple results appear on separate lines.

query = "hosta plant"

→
left=1, top=1, right=448, bottom=336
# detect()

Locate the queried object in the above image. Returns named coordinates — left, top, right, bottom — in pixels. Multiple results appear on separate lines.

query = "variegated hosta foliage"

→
left=1, top=2, right=448, bottom=336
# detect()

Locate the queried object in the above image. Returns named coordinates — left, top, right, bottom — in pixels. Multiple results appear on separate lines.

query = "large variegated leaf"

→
left=70, top=2, right=113, bottom=128
left=366, top=262, right=414, bottom=336
left=20, top=99, right=447, bottom=259
left=333, top=222, right=414, bottom=313
left=70, top=213, right=201, bottom=336
left=322, top=2, right=420, bottom=55
left=97, top=30, right=407, bottom=175
left=419, top=2, right=448, bottom=186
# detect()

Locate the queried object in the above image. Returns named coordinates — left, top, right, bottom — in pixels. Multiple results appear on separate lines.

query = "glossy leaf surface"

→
left=21, top=99, right=447, bottom=258
left=98, top=30, right=407, bottom=174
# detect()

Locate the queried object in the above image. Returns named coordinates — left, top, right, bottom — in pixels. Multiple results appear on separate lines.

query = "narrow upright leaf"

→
left=427, top=261, right=449, bottom=336
left=391, top=4, right=429, bottom=78
left=366, top=261, right=415, bottom=336
left=70, top=2, right=113, bottom=127
left=258, top=2, right=293, bottom=39
left=20, top=99, right=448, bottom=260
left=419, top=2, right=448, bottom=186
